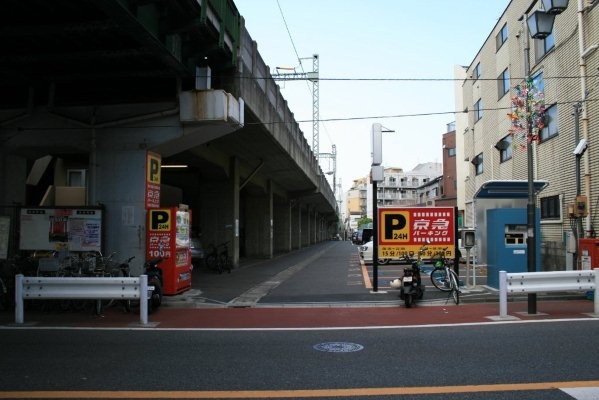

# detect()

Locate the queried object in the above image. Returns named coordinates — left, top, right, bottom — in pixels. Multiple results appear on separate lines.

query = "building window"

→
left=498, top=68, right=510, bottom=99
left=471, top=153, right=483, bottom=175
left=473, top=62, right=481, bottom=80
left=496, top=135, right=513, bottom=163
left=533, top=72, right=544, bottom=93
left=536, top=31, right=555, bottom=60
left=447, top=147, right=456, bottom=157
left=541, top=104, right=558, bottom=142
left=474, top=98, right=483, bottom=122
left=496, top=23, right=508, bottom=51
left=541, top=195, right=561, bottom=220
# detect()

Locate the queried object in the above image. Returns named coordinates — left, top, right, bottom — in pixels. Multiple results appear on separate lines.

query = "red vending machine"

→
left=146, top=207, right=192, bottom=295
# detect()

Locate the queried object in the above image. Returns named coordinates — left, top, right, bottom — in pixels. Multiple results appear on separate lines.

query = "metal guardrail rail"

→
left=498, top=269, right=598, bottom=318
left=14, top=274, right=150, bottom=325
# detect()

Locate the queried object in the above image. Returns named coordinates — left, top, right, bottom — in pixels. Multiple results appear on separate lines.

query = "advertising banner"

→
left=378, top=207, right=456, bottom=259
left=145, top=151, right=161, bottom=209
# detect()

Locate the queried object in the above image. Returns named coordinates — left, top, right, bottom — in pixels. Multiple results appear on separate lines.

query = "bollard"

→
left=594, top=269, right=599, bottom=316
left=499, top=270, right=507, bottom=318
left=140, top=274, right=148, bottom=325
left=15, top=274, right=24, bottom=324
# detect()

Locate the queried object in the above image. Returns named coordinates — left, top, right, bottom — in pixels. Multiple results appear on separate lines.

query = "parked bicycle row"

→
left=0, top=251, right=165, bottom=315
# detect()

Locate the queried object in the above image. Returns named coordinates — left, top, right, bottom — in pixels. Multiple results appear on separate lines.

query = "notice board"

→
left=19, top=207, right=103, bottom=252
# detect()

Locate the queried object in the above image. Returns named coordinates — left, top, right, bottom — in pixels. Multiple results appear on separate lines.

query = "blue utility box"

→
left=486, top=208, right=541, bottom=288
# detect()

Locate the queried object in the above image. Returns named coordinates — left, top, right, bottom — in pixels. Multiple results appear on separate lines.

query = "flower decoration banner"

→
left=507, top=77, right=546, bottom=150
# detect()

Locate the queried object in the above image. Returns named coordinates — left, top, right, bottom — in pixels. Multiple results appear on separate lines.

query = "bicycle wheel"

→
left=148, top=277, right=163, bottom=313
left=220, top=253, right=231, bottom=273
left=0, top=277, right=8, bottom=311
left=449, top=270, right=460, bottom=305
left=430, top=268, right=451, bottom=291
left=205, top=253, right=217, bottom=272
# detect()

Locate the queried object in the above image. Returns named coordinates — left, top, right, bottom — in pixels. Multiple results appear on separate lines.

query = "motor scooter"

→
left=144, top=257, right=164, bottom=313
left=390, top=243, right=428, bottom=308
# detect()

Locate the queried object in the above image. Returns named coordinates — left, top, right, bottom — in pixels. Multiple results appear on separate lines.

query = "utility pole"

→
left=272, top=54, right=320, bottom=155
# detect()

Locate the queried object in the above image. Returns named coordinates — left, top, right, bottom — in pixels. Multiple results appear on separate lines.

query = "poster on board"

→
left=0, top=216, right=9, bottom=260
left=19, top=208, right=103, bottom=252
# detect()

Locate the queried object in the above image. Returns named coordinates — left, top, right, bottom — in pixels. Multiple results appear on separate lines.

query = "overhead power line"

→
left=4, top=98, right=597, bottom=132
left=231, top=73, right=599, bottom=83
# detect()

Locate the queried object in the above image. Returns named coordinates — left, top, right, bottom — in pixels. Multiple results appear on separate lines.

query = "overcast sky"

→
left=234, top=0, right=511, bottom=196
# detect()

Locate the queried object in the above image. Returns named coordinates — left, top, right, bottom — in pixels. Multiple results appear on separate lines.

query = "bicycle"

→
left=429, top=249, right=460, bottom=305
left=0, top=262, right=8, bottom=311
left=205, top=241, right=231, bottom=274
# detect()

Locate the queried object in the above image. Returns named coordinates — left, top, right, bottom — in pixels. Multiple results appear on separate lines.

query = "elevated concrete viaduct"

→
left=0, top=0, right=338, bottom=274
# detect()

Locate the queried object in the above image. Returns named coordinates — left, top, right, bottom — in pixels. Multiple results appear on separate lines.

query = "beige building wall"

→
left=457, top=0, right=599, bottom=269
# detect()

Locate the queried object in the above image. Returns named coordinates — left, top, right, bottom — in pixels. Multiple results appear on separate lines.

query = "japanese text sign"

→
left=378, top=207, right=456, bottom=259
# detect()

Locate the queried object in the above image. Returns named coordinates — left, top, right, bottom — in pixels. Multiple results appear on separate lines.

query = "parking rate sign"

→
left=378, top=207, right=456, bottom=259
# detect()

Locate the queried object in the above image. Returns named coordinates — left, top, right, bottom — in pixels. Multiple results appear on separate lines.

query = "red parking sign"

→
left=378, top=207, right=456, bottom=259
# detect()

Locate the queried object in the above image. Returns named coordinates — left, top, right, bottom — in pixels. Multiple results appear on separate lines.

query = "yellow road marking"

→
left=360, top=260, right=372, bottom=289
left=2, top=381, right=599, bottom=398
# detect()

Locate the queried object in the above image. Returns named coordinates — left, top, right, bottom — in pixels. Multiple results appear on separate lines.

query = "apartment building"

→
left=436, top=123, right=458, bottom=208
left=345, top=163, right=442, bottom=230
left=457, top=0, right=598, bottom=268
left=345, top=177, right=368, bottom=231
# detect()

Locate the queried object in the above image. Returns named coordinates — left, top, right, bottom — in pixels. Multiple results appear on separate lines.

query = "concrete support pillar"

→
left=244, top=181, right=273, bottom=258
left=95, top=147, right=147, bottom=275
left=266, top=180, right=274, bottom=258
left=291, top=202, right=301, bottom=250
left=0, top=153, right=26, bottom=206
left=198, top=167, right=235, bottom=261
left=274, top=200, right=291, bottom=253
left=231, top=157, right=240, bottom=267
left=302, top=206, right=310, bottom=247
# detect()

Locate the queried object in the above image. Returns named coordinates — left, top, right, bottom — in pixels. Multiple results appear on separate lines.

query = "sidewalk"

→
left=1, top=241, right=596, bottom=328
left=1, top=299, right=596, bottom=329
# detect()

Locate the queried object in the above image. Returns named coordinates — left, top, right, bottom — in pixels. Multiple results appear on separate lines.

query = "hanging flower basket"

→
left=507, top=78, right=546, bottom=150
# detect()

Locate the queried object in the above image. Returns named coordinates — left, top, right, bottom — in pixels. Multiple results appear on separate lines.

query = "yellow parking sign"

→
left=379, top=209, right=410, bottom=243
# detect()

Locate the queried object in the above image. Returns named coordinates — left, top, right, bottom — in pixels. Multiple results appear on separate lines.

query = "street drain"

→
left=313, top=342, right=364, bottom=353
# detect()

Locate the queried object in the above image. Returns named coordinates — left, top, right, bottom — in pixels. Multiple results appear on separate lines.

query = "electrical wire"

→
left=233, top=73, right=599, bottom=83
left=2, top=97, right=598, bottom=131
left=276, top=0, right=304, bottom=76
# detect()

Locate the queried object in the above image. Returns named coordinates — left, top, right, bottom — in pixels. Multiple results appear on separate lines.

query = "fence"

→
left=14, top=274, right=150, bottom=325
left=498, top=269, right=598, bottom=318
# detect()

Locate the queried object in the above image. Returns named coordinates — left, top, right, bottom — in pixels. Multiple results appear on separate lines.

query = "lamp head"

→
left=542, top=0, right=569, bottom=15
left=527, top=10, right=555, bottom=39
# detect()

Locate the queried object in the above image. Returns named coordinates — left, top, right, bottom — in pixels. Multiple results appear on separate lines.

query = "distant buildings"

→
left=344, top=161, right=445, bottom=232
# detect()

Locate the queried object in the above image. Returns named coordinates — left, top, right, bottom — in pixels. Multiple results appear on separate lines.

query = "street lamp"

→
left=526, top=0, right=569, bottom=39
left=527, top=11, right=555, bottom=39
left=521, top=1, right=568, bottom=314
left=542, top=0, right=569, bottom=14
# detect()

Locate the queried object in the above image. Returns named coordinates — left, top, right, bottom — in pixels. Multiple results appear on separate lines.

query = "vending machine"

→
left=146, top=207, right=192, bottom=295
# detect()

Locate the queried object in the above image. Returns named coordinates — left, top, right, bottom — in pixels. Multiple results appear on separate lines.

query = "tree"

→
left=357, top=216, right=372, bottom=229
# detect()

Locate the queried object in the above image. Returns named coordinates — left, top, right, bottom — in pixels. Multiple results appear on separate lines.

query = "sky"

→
left=234, top=0, right=511, bottom=197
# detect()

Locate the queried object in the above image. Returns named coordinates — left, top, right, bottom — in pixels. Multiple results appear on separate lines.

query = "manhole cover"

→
left=313, top=342, right=364, bottom=353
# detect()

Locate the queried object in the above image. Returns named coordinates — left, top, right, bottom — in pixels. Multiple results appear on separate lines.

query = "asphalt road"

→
left=190, top=240, right=491, bottom=307
left=1, top=320, right=598, bottom=398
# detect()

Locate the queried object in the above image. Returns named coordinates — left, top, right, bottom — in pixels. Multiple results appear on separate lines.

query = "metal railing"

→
left=498, top=269, right=598, bottom=318
left=14, top=274, right=150, bottom=325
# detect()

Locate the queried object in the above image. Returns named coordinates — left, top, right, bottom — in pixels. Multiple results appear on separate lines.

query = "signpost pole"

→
left=372, top=179, right=378, bottom=292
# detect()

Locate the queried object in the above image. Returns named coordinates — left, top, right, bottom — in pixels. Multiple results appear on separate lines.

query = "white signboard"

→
left=19, top=208, right=102, bottom=252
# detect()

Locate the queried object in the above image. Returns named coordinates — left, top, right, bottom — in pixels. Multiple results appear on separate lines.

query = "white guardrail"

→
left=14, top=274, right=150, bottom=325
left=499, top=269, right=598, bottom=318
